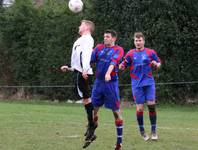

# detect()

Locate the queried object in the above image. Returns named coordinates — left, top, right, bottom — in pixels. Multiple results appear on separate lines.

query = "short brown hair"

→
left=81, top=20, right=95, bottom=33
left=104, top=29, right=117, bottom=38
left=134, top=32, right=145, bottom=40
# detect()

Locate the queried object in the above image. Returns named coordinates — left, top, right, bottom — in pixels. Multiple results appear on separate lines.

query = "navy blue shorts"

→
left=132, top=84, right=155, bottom=104
left=91, top=79, right=120, bottom=111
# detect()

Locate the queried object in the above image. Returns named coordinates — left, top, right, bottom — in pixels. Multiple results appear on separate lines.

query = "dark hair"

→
left=104, top=29, right=117, bottom=38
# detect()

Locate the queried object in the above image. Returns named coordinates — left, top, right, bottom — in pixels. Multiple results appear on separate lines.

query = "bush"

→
left=0, top=0, right=198, bottom=103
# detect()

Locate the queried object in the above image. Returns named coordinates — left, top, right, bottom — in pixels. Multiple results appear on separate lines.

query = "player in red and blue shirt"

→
left=89, top=30, right=124, bottom=150
left=120, top=32, right=161, bottom=141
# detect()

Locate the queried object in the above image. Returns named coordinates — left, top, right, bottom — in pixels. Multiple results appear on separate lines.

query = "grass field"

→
left=0, top=101, right=198, bottom=150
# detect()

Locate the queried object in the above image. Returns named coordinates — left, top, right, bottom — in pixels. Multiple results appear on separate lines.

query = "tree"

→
left=90, top=0, right=198, bottom=103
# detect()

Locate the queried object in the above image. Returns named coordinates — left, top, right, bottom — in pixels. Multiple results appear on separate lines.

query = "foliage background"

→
left=0, top=0, right=198, bottom=103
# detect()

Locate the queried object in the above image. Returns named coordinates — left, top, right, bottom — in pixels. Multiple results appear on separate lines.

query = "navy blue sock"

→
left=148, top=105, right=157, bottom=133
left=136, top=110, right=144, bottom=133
left=115, top=119, right=123, bottom=145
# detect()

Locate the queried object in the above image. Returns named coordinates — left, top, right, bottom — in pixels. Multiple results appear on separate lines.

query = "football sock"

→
left=115, top=119, right=123, bottom=145
left=148, top=105, right=157, bottom=133
left=84, top=102, right=94, bottom=127
left=136, top=110, right=145, bottom=133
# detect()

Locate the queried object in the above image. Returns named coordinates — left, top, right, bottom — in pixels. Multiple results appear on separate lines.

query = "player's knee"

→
left=136, top=104, right=144, bottom=112
left=115, top=119, right=123, bottom=126
left=93, top=115, right=98, bottom=122
left=147, top=100, right=155, bottom=105
left=83, top=98, right=91, bottom=105
left=113, top=110, right=122, bottom=120
left=148, top=104, right=156, bottom=112
left=136, top=107, right=144, bottom=112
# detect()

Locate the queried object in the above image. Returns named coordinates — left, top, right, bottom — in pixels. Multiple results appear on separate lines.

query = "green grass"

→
left=0, top=101, right=198, bottom=150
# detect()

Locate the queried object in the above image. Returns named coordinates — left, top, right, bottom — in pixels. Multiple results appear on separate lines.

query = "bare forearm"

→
left=106, top=64, right=114, bottom=75
left=105, top=64, right=115, bottom=81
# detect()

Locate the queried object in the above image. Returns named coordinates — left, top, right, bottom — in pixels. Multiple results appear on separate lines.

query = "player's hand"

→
left=151, top=61, right=161, bottom=69
left=82, top=71, right=88, bottom=80
left=105, top=73, right=111, bottom=82
left=60, top=65, right=69, bottom=72
left=119, top=64, right=125, bottom=70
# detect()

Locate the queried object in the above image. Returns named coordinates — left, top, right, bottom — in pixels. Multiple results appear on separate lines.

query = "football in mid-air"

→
left=68, top=0, right=83, bottom=13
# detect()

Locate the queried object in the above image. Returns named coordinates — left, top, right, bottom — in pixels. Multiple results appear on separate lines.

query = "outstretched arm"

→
left=60, top=65, right=74, bottom=72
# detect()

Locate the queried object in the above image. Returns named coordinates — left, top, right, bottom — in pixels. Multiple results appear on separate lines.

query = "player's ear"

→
left=112, top=37, right=117, bottom=42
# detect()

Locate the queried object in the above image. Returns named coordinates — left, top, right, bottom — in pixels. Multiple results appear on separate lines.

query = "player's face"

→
left=78, top=22, right=88, bottom=35
left=134, top=37, right=145, bottom=50
left=104, top=33, right=116, bottom=47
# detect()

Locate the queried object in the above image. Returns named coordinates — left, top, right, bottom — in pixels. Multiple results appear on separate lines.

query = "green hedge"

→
left=0, top=0, right=84, bottom=100
left=91, top=0, right=198, bottom=103
left=0, top=0, right=197, bottom=103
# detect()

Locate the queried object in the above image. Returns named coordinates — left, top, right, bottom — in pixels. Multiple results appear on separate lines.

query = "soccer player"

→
left=60, top=20, right=97, bottom=144
left=120, top=32, right=161, bottom=141
left=85, top=30, right=124, bottom=150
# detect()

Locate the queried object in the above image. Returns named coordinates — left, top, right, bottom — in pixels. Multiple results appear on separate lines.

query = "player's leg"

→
left=132, top=86, right=149, bottom=141
left=145, top=84, right=158, bottom=140
left=136, top=104, right=149, bottom=141
left=83, top=98, right=94, bottom=136
left=104, top=80, right=123, bottom=149
left=89, top=79, right=104, bottom=134
left=83, top=79, right=103, bottom=148
left=113, top=110, right=123, bottom=150
left=84, top=107, right=98, bottom=140
left=83, top=107, right=99, bottom=148
left=76, top=71, right=95, bottom=136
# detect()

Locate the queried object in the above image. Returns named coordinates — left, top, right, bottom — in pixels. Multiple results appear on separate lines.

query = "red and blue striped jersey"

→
left=121, top=48, right=161, bottom=87
left=91, top=44, right=124, bottom=81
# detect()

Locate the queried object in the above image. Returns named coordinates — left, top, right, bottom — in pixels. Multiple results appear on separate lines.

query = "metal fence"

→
left=0, top=81, right=197, bottom=104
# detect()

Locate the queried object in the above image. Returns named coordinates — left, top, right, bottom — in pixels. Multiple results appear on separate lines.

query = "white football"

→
left=68, top=0, right=83, bottom=13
